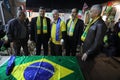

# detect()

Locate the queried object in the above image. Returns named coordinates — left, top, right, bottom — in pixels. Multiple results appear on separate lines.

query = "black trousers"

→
left=50, top=42, right=62, bottom=56
left=66, top=36, right=77, bottom=56
left=36, top=35, right=48, bottom=55
left=13, top=39, right=29, bottom=56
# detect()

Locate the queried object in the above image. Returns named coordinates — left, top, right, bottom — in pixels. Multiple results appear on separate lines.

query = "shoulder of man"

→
left=8, top=18, right=16, bottom=23
left=45, top=17, right=51, bottom=22
left=77, top=18, right=84, bottom=23
left=96, top=18, right=106, bottom=25
left=66, top=19, right=70, bottom=24
left=95, top=18, right=107, bottom=30
left=76, top=19, right=84, bottom=27
left=8, top=18, right=18, bottom=25
left=31, top=17, right=37, bottom=21
left=67, top=18, right=70, bottom=21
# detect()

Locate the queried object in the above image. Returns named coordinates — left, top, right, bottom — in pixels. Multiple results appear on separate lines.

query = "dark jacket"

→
left=30, top=17, right=51, bottom=42
left=114, top=21, right=120, bottom=35
left=66, top=18, right=84, bottom=45
left=7, top=18, right=29, bottom=42
left=83, top=17, right=107, bottom=56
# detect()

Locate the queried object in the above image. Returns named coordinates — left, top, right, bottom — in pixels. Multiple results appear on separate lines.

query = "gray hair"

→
left=92, top=4, right=102, bottom=16
left=52, top=9, right=59, bottom=15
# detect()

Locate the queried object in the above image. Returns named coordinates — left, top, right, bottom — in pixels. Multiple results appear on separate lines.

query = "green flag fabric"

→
left=0, top=56, right=84, bottom=80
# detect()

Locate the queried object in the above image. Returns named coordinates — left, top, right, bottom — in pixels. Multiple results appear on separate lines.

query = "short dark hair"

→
left=72, top=8, right=78, bottom=13
left=39, top=7, right=45, bottom=10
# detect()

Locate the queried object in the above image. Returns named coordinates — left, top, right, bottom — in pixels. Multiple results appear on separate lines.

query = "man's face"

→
left=89, top=7, right=97, bottom=19
left=20, top=12, right=26, bottom=21
left=52, top=12, right=59, bottom=20
left=39, top=9, right=45, bottom=17
left=71, top=9, right=77, bottom=19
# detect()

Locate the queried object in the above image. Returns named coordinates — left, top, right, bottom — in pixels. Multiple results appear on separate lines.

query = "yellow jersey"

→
left=51, top=20, right=66, bottom=45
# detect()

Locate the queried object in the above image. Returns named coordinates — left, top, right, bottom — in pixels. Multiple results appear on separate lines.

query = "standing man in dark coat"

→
left=66, top=8, right=84, bottom=56
left=30, top=7, right=51, bottom=55
left=81, top=4, right=107, bottom=61
left=7, top=11, right=30, bottom=56
left=114, top=18, right=120, bottom=36
left=114, top=18, right=120, bottom=56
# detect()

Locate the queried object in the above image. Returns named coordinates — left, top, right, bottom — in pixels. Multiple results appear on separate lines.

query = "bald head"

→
left=89, top=4, right=102, bottom=19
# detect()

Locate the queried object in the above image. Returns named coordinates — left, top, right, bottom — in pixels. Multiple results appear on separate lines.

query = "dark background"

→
left=26, top=0, right=112, bottom=12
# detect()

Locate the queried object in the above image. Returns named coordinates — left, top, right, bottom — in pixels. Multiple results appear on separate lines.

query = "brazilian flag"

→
left=0, top=56, right=85, bottom=80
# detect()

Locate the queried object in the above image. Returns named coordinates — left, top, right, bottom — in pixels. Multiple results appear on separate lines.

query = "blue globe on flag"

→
left=24, top=62, right=55, bottom=80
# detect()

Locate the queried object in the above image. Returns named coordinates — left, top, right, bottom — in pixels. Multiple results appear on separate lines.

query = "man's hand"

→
left=81, top=53, right=88, bottom=61
left=10, top=42, right=15, bottom=54
left=48, top=38, right=51, bottom=44
left=60, top=39, right=64, bottom=45
left=10, top=42, right=14, bottom=48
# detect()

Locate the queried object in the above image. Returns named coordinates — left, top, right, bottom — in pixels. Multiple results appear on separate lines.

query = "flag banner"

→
left=78, top=10, right=83, bottom=19
left=82, top=2, right=88, bottom=13
left=0, top=56, right=85, bottom=80
left=105, top=1, right=113, bottom=14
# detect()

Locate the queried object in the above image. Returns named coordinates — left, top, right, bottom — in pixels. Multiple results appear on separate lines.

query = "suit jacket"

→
left=66, top=18, right=84, bottom=45
left=83, top=17, right=107, bottom=56
left=30, top=17, right=51, bottom=42
left=114, top=21, right=120, bottom=35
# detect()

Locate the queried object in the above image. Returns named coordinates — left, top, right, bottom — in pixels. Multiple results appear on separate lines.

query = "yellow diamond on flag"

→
left=12, top=58, right=74, bottom=80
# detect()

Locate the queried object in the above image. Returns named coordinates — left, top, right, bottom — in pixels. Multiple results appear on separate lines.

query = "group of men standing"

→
left=7, top=4, right=107, bottom=61
left=30, top=7, right=84, bottom=56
